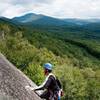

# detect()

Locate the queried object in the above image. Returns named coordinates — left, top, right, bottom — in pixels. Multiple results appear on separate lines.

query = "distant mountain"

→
left=63, top=18, right=100, bottom=25
left=0, top=17, right=21, bottom=33
left=0, top=17, right=12, bottom=23
left=12, top=13, right=100, bottom=26
left=12, top=13, right=43, bottom=23
left=63, top=19, right=90, bottom=25
left=0, top=17, right=19, bottom=26
left=1, top=13, right=100, bottom=34
left=12, top=13, right=67, bottom=26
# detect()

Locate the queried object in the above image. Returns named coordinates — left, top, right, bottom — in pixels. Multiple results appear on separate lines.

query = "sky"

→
left=0, top=0, right=100, bottom=19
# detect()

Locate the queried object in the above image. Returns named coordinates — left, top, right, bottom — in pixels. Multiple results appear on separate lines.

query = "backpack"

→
left=56, top=78, right=64, bottom=97
left=56, top=78, right=62, bottom=89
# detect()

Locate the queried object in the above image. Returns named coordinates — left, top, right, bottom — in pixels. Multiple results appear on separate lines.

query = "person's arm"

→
left=34, top=75, right=53, bottom=91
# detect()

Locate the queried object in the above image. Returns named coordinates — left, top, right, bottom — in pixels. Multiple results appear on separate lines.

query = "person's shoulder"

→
left=48, top=73, right=56, bottom=79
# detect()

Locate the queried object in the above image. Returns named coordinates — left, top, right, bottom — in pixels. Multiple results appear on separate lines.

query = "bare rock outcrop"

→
left=0, top=53, right=42, bottom=100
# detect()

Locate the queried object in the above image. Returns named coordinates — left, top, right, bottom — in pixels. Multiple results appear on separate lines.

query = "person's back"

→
left=46, top=73, right=59, bottom=92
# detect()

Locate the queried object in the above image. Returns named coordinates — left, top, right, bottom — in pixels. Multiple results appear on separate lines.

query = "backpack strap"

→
left=48, top=73, right=56, bottom=79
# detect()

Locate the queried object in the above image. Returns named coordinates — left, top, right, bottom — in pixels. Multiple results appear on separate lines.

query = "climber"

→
left=34, top=63, right=63, bottom=100
left=26, top=63, right=63, bottom=100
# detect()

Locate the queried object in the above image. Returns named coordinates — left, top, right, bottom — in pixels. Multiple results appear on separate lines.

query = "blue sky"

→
left=0, top=0, right=100, bottom=18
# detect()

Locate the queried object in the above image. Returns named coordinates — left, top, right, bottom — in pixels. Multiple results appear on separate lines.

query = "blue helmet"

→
left=44, top=63, right=53, bottom=70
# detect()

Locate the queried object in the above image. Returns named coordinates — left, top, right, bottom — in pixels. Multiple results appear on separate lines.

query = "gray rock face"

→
left=0, top=53, right=42, bottom=100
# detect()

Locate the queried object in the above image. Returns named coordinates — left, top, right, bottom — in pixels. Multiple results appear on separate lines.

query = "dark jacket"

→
left=35, top=73, right=59, bottom=92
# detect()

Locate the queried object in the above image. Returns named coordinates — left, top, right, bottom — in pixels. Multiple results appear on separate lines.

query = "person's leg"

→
left=40, top=91, right=50, bottom=100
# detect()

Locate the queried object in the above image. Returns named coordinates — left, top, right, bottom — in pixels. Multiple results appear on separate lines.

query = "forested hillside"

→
left=0, top=16, right=100, bottom=100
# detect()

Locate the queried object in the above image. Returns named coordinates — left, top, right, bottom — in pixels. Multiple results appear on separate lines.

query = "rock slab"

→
left=0, top=53, right=42, bottom=100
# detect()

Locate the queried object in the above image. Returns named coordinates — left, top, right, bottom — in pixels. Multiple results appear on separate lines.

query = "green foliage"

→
left=2, top=35, right=36, bottom=68
left=23, top=63, right=44, bottom=85
left=0, top=19, right=100, bottom=100
left=55, top=65, right=100, bottom=100
left=55, top=65, right=87, bottom=100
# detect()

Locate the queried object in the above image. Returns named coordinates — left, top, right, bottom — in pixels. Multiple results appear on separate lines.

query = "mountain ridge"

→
left=12, top=13, right=68, bottom=26
left=11, top=13, right=100, bottom=26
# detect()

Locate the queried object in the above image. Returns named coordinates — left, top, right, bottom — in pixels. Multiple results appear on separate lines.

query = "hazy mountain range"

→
left=11, top=13, right=100, bottom=26
left=0, top=13, right=100, bottom=38
left=0, top=13, right=100, bottom=27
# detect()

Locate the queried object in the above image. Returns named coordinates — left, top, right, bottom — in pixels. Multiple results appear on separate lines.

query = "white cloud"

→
left=0, top=0, right=100, bottom=18
left=1, top=4, right=25, bottom=18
